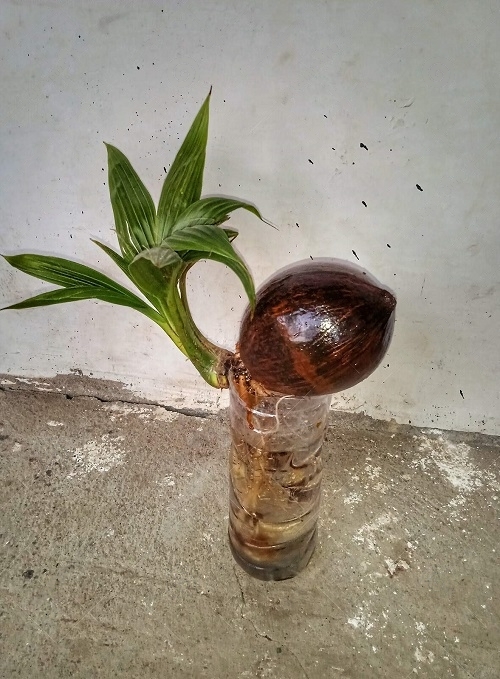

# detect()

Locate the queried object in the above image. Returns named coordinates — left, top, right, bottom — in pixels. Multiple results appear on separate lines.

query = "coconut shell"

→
left=238, top=259, right=396, bottom=396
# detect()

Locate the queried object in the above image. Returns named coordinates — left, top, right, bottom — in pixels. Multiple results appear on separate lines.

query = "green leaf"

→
left=132, top=246, right=183, bottom=270
left=184, top=249, right=255, bottom=309
left=172, top=197, right=263, bottom=232
left=92, top=241, right=183, bottom=338
left=128, top=248, right=229, bottom=372
left=105, top=143, right=157, bottom=258
left=162, top=225, right=255, bottom=307
left=128, top=248, right=183, bottom=321
left=156, top=91, right=211, bottom=240
left=3, top=253, right=135, bottom=293
left=92, top=238, right=161, bottom=307
left=223, top=228, right=238, bottom=242
left=1, top=255, right=169, bottom=325
left=163, top=223, right=243, bottom=261
left=2, top=285, right=155, bottom=316
left=92, top=240, right=130, bottom=278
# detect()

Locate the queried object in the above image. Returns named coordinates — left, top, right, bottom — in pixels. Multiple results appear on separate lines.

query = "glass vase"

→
left=228, top=376, right=332, bottom=580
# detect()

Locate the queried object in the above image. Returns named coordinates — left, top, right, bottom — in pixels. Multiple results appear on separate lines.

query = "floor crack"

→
left=284, top=644, right=310, bottom=679
left=233, top=565, right=246, bottom=611
left=232, top=566, right=308, bottom=677
left=0, top=383, right=213, bottom=419
left=233, top=566, right=270, bottom=638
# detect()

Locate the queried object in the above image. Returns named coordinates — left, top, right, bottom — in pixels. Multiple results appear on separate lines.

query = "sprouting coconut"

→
left=2, top=91, right=396, bottom=579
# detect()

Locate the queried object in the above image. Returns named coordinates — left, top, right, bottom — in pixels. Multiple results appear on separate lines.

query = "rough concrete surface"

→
left=0, top=386, right=498, bottom=679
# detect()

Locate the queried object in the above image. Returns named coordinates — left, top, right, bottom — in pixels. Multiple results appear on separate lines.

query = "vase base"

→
left=228, top=527, right=317, bottom=581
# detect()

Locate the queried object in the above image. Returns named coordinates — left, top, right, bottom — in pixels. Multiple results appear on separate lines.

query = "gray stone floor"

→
left=0, top=383, right=499, bottom=678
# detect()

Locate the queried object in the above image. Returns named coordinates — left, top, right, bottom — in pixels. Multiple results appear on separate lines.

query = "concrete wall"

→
left=1, top=0, right=499, bottom=434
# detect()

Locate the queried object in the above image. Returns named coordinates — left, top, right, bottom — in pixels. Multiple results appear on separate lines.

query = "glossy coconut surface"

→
left=238, top=259, right=396, bottom=396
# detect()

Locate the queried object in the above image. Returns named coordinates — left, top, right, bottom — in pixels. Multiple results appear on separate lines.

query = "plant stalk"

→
left=168, top=266, right=233, bottom=388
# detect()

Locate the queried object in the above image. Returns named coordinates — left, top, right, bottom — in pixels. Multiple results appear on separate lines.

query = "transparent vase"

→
left=228, top=376, right=332, bottom=580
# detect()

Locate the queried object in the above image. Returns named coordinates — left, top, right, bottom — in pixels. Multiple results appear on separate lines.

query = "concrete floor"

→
left=0, top=382, right=499, bottom=679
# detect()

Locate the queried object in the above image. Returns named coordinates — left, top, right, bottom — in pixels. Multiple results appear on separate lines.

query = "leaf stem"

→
left=170, top=267, right=233, bottom=388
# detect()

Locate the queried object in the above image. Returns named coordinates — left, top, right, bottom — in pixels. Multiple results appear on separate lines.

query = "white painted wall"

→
left=1, top=0, right=499, bottom=434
